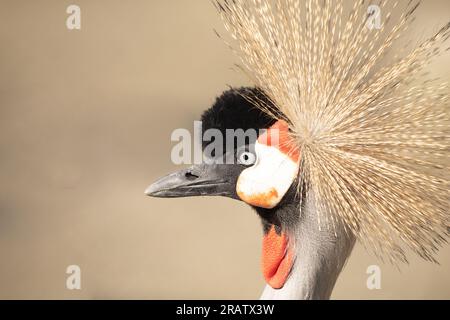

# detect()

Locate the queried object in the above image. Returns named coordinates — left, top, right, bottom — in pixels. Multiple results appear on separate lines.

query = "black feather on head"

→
left=200, top=87, right=277, bottom=150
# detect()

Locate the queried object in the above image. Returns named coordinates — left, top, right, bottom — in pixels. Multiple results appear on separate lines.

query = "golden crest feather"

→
left=215, top=0, right=450, bottom=263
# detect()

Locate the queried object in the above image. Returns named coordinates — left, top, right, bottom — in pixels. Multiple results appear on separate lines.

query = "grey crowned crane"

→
left=146, top=1, right=450, bottom=300
left=146, top=88, right=355, bottom=299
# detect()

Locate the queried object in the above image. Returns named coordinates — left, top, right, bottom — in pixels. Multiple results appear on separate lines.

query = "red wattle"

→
left=261, top=225, right=294, bottom=289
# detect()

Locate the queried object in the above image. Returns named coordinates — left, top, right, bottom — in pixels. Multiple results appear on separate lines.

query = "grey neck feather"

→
left=260, top=191, right=355, bottom=300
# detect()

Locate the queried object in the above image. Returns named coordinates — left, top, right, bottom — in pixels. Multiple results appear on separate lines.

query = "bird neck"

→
left=260, top=192, right=355, bottom=300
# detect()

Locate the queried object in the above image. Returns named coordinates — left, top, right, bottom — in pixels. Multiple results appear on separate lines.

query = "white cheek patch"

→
left=236, top=142, right=299, bottom=208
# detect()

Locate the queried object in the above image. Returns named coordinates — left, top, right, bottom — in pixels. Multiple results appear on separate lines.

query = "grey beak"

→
left=145, top=163, right=242, bottom=199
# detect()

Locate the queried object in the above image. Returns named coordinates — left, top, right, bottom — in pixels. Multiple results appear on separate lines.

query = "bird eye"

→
left=238, top=151, right=256, bottom=166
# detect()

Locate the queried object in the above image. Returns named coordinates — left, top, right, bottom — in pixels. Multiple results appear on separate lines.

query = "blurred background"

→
left=0, top=0, right=449, bottom=299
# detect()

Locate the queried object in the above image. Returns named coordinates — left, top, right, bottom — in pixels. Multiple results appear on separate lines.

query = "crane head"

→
left=145, top=87, right=300, bottom=289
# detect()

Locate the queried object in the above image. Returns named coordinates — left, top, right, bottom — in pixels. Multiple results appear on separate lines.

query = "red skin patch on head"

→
left=262, top=225, right=294, bottom=289
left=258, top=120, right=300, bottom=163
left=237, top=188, right=278, bottom=209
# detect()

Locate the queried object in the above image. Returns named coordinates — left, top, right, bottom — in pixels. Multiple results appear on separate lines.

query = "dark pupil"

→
left=243, top=154, right=249, bottom=161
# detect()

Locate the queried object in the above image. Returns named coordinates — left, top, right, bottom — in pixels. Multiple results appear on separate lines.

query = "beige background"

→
left=0, top=0, right=449, bottom=299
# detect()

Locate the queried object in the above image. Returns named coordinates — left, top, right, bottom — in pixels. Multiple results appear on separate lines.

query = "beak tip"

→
left=144, top=184, right=157, bottom=197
